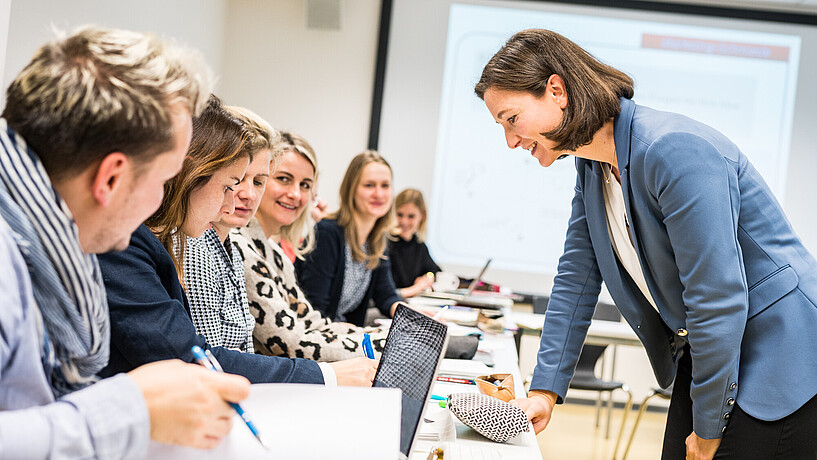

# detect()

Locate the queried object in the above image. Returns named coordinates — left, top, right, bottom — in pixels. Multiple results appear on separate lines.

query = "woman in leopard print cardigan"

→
left=232, top=132, right=388, bottom=361
left=233, top=220, right=387, bottom=361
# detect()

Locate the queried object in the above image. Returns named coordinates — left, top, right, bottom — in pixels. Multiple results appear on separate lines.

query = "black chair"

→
left=568, top=301, right=633, bottom=460
left=621, top=384, right=673, bottom=460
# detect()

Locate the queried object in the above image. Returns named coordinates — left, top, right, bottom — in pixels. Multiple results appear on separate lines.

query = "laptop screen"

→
left=372, top=304, right=448, bottom=456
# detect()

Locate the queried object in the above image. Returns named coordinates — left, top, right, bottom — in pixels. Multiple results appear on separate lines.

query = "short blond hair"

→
left=3, top=25, right=212, bottom=180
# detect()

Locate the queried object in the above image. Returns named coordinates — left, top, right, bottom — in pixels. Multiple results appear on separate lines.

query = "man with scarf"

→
left=0, top=27, right=251, bottom=458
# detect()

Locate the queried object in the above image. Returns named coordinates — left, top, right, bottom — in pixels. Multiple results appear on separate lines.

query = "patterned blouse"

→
left=184, top=228, right=254, bottom=353
left=232, top=218, right=388, bottom=362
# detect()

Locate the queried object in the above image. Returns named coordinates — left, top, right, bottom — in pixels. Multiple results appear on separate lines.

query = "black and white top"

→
left=184, top=228, right=254, bottom=353
left=337, top=243, right=372, bottom=322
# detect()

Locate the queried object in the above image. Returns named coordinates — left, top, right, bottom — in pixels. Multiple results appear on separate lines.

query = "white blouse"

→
left=601, top=162, right=658, bottom=311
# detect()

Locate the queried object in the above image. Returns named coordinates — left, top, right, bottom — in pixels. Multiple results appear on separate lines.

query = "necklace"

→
left=602, top=163, right=612, bottom=184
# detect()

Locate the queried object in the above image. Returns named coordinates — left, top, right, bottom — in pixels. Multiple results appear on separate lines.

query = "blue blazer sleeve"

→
left=296, top=219, right=344, bottom=319
left=529, top=173, right=604, bottom=401
left=98, top=225, right=323, bottom=384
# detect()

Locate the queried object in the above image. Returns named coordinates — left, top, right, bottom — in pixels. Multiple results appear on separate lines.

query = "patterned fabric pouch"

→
left=475, top=373, right=515, bottom=402
left=447, top=393, right=529, bottom=442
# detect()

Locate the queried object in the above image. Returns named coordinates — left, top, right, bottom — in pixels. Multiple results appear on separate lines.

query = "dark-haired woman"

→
left=476, top=29, right=817, bottom=459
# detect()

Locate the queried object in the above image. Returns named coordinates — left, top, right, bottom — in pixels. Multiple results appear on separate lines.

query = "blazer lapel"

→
left=614, top=99, right=666, bottom=315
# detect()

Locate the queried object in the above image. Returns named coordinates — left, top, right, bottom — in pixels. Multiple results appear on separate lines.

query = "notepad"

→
left=146, top=384, right=401, bottom=459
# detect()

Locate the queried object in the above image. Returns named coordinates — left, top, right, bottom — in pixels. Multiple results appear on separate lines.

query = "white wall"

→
left=219, top=0, right=381, bottom=211
left=3, top=0, right=227, bottom=104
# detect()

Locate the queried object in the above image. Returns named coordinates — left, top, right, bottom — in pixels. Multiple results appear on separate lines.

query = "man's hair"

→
left=474, top=29, right=633, bottom=151
left=146, top=94, right=257, bottom=284
left=2, top=25, right=212, bottom=181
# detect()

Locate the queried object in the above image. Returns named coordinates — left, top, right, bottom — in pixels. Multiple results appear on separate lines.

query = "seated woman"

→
left=389, top=188, right=442, bottom=298
left=296, top=151, right=402, bottom=327
left=184, top=105, right=271, bottom=353
left=229, top=132, right=388, bottom=361
left=97, top=95, right=375, bottom=386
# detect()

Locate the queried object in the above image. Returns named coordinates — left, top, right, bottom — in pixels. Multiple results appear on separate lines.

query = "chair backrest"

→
left=593, top=301, right=621, bottom=322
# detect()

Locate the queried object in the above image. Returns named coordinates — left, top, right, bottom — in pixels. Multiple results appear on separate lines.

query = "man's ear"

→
left=92, top=152, right=130, bottom=207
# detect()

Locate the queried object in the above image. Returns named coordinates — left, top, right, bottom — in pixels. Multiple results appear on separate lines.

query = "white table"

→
left=510, top=311, right=641, bottom=347
left=408, top=331, right=543, bottom=460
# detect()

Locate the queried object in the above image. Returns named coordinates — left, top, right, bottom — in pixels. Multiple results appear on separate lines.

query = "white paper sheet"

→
left=147, top=383, right=402, bottom=460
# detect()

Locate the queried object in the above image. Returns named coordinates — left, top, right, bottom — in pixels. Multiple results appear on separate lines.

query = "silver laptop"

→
left=372, top=303, right=449, bottom=458
left=420, top=259, right=507, bottom=309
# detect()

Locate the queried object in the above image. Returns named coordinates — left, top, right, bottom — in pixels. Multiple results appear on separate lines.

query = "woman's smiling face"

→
left=483, top=78, right=569, bottom=167
left=256, top=150, right=315, bottom=233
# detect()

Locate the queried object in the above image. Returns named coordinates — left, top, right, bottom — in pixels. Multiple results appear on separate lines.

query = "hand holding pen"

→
left=191, top=346, right=270, bottom=450
left=127, top=359, right=250, bottom=449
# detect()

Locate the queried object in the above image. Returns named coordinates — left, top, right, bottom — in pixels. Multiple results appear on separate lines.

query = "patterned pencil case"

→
left=446, top=393, right=530, bottom=443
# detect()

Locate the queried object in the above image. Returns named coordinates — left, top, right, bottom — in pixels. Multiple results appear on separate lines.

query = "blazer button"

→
left=676, top=328, right=688, bottom=337
left=726, top=398, right=735, bottom=406
left=723, top=412, right=730, bottom=420
left=722, top=426, right=727, bottom=434
left=730, top=382, right=737, bottom=390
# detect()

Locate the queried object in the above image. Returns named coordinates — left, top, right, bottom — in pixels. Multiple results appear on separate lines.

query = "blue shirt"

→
left=0, top=217, right=149, bottom=459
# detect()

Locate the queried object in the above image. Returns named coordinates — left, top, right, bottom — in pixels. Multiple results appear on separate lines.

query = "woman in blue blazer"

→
left=475, top=29, right=817, bottom=459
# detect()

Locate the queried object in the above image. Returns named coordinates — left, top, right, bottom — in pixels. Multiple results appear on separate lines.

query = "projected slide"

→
left=428, top=3, right=801, bottom=275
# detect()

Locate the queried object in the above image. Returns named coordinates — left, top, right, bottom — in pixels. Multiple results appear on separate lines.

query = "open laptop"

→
left=372, top=303, right=449, bottom=458
left=419, top=259, right=511, bottom=309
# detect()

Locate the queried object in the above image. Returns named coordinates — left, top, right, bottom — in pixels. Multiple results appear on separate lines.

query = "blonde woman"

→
left=389, top=188, right=441, bottom=298
left=296, top=151, right=402, bottom=327
left=230, top=132, right=389, bottom=360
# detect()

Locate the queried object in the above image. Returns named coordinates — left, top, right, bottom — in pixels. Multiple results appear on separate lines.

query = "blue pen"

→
left=190, top=346, right=269, bottom=450
left=362, top=333, right=375, bottom=359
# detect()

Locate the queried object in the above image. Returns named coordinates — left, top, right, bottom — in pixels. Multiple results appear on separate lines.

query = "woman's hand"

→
left=510, top=389, right=558, bottom=434
left=685, top=431, right=721, bottom=460
left=329, top=356, right=378, bottom=386
left=310, top=197, right=329, bottom=223
left=400, top=273, right=435, bottom=298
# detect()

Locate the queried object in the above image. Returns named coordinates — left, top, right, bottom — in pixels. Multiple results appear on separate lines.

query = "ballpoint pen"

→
left=362, top=332, right=375, bottom=359
left=190, top=345, right=269, bottom=450
left=432, top=305, right=449, bottom=321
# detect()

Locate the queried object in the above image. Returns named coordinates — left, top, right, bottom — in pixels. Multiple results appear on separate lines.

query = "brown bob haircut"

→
left=474, top=29, right=634, bottom=151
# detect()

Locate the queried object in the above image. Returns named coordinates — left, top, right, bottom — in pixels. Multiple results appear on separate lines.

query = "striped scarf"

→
left=0, top=119, right=109, bottom=397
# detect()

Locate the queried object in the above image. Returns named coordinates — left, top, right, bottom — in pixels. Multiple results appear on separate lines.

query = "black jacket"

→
left=295, top=219, right=402, bottom=327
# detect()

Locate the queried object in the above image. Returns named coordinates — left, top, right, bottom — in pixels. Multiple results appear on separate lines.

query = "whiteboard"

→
left=427, top=3, right=801, bottom=275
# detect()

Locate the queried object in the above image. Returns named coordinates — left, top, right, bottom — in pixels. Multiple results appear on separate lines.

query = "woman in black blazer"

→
left=296, top=151, right=402, bottom=327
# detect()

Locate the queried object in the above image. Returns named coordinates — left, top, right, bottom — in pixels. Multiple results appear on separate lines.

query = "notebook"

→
left=372, top=303, right=449, bottom=458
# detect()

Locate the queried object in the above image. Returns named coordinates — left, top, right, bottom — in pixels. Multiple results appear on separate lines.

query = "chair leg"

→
left=612, top=385, right=633, bottom=460
left=619, top=391, right=658, bottom=460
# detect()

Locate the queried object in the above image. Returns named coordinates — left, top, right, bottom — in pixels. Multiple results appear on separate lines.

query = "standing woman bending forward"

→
left=477, top=29, right=817, bottom=460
